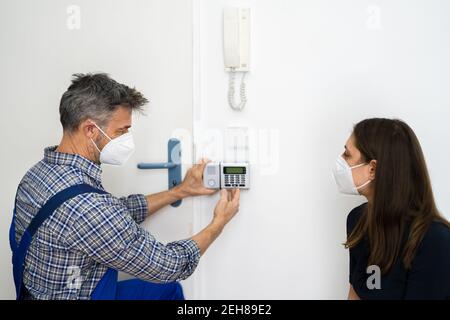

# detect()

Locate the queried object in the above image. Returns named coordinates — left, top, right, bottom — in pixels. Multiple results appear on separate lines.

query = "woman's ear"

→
left=369, top=159, right=377, bottom=180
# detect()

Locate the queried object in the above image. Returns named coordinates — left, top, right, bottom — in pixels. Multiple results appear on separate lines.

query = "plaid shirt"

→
left=13, top=146, right=200, bottom=300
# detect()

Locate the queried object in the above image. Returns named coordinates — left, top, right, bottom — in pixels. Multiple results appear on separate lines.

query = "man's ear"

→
left=369, top=159, right=377, bottom=180
left=80, top=119, right=97, bottom=139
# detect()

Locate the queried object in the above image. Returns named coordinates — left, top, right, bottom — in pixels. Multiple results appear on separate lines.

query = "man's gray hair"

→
left=59, top=73, right=148, bottom=132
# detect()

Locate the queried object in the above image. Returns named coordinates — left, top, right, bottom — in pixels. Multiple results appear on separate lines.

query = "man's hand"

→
left=191, top=188, right=240, bottom=255
left=212, top=189, right=240, bottom=227
left=145, top=159, right=217, bottom=216
left=175, top=159, right=217, bottom=198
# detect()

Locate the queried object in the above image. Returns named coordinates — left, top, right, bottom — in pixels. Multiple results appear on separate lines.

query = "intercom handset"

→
left=203, top=162, right=250, bottom=189
left=224, top=7, right=250, bottom=111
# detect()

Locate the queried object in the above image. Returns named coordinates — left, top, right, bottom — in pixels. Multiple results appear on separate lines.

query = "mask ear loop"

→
left=356, top=179, right=371, bottom=190
left=352, top=162, right=372, bottom=190
left=91, top=138, right=101, bottom=153
left=91, top=122, right=112, bottom=141
left=349, top=162, right=368, bottom=170
left=89, top=122, right=110, bottom=155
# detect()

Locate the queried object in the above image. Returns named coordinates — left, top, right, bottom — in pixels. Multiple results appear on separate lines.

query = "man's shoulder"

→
left=20, top=158, right=84, bottom=192
left=18, top=159, right=52, bottom=200
left=16, top=158, right=91, bottom=216
left=16, top=159, right=111, bottom=232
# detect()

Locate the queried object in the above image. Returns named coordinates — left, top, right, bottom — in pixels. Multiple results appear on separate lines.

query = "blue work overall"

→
left=9, top=184, right=184, bottom=300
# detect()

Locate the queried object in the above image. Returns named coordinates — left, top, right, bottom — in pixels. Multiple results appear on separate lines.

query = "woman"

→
left=332, top=118, right=450, bottom=300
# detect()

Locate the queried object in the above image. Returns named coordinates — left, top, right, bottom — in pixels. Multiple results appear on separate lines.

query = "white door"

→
left=0, top=0, right=197, bottom=299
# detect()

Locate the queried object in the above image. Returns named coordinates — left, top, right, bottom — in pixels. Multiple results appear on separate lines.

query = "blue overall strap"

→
left=10, top=183, right=108, bottom=300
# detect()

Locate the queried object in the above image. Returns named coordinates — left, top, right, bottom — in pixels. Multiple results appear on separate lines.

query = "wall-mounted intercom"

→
left=224, top=7, right=250, bottom=111
left=203, top=162, right=250, bottom=189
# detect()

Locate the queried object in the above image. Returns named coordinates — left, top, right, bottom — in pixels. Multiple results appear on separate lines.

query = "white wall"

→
left=192, top=0, right=450, bottom=299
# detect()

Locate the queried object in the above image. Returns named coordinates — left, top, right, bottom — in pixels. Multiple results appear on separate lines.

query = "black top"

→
left=347, top=203, right=450, bottom=300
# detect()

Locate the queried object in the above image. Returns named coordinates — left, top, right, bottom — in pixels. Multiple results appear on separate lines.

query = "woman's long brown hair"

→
left=344, top=118, right=450, bottom=274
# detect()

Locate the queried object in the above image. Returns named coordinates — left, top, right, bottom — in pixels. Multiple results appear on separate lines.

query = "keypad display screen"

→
left=223, top=166, right=246, bottom=174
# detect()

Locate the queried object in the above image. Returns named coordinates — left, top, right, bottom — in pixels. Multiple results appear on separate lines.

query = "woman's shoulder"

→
left=421, top=220, right=450, bottom=248
left=412, top=220, right=450, bottom=274
left=346, top=202, right=368, bottom=236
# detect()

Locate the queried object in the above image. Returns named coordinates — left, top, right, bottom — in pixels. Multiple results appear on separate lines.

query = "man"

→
left=10, top=73, right=240, bottom=300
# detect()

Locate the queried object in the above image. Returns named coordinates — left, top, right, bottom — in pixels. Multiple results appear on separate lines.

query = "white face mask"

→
left=91, top=123, right=135, bottom=166
left=332, top=155, right=371, bottom=195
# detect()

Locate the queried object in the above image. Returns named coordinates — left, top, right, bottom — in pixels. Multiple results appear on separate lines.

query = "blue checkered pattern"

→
left=13, top=146, right=201, bottom=300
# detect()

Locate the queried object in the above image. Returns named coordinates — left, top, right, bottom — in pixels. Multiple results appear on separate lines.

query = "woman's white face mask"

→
left=332, top=155, right=371, bottom=195
left=90, top=123, right=135, bottom=166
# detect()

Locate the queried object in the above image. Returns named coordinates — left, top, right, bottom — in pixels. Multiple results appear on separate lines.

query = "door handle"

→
left=137, top=138, right=182, bottom=207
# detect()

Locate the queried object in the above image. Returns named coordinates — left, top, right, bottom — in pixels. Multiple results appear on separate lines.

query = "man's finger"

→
left=232, top=188, right=240, bottom=204
left=197, top=158, right=211, bottom=167
left=197, top=158, right=211, bottom=175
left=209, top=188, right=219, bottom=194
left=220, top=189, right=228, bottom=201
left=201, top=187, right=217, bottom=195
